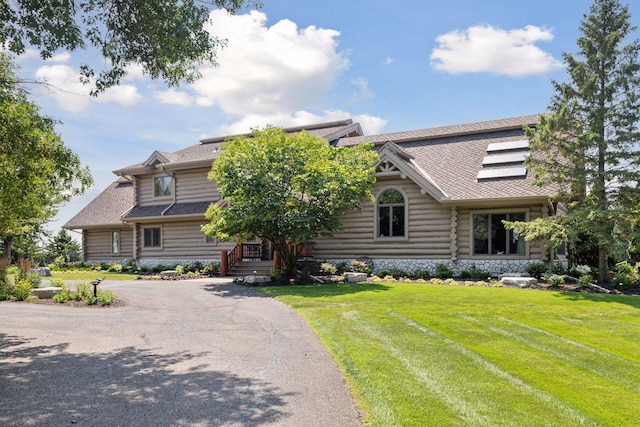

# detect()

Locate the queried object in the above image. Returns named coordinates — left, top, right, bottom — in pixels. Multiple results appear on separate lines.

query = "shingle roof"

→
left=63, top=177, right=134, bottom=228
left=353, top=115, right=553, bottom=202
left=123, top=201, right=214, bottom=219
left=115, top=120, right=361, bottom=174
left=338, top=115, right=539, bottom=146
left=199, top=119, right=356, bottom=144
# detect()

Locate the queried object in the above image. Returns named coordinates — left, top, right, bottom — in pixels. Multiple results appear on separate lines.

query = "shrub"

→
left=526, top=262, right=548, bottom=279
left=546, top=274, right=566, bottom=286
left=387, top=267, right=409, bottom=279
left=75, top=283, right=97, bottom=304
left=577, top=274, right=594, bottom=287
left=107, top=263, right=123, bottom=272
left=98, top=290, right=116, bottom=305
left=91, top=262, right=102, bottom=271
left=612, top=263, right=639, bottom=289
left=351, top=260, right=371, bottom=274
left=568, top=264, right=592, bottom=278
left=550, top=263, right=567, bottom=275
left=460, top=270, right=472, bottom=279
left=12, top=279, right=33, bottom=301
left=320, top=262, right=337, bottom=275
left=175, top=265, right=184, bottom=276
left=335, top=262, right=348, bottom=275
left=124, top=259, right=138, bottom=271
left=202, top=262, right=219, bottom=276
left=435, top=263, right=454, bottom=279
left=50, top=278, right=65, bottom=287
left=151, top=263, right=167, bottom=273
left=428, top=278, right=444, bottom=285
left=53, top=285, right=73, bottom=303
left=414, top=268, right=431, bottom=280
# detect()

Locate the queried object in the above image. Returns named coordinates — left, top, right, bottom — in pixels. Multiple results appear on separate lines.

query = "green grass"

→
left=259, top=283, right=640, bottom=426
left=50, top=271, right=138, bottom=281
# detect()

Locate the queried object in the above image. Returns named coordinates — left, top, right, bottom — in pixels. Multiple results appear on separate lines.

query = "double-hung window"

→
left=143, top=227, right=162, bottom=248
left=378, top=189, right=405, bottom=237
left=153, top=176, right=172, bottom=198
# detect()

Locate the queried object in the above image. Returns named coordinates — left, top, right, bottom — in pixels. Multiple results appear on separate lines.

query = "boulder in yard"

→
left=344, top=272, right=367, bottom=283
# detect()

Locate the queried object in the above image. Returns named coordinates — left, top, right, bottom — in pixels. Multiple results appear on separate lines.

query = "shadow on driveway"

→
left=0, top=333, right=294, bottom=426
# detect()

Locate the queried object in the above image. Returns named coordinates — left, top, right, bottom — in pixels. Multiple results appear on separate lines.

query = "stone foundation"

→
left=322, top=258, right=566, bottom=277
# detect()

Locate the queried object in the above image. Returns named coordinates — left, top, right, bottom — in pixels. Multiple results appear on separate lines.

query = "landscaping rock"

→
left=244, top=274, right=270, bottom=285
left=30, top=267, right=51, bottom=277
left=344, top=272, right=367, bottom=283
left=31, top=287, right=61, bottom=299
left=500, top=276, right=537, bottom=288
left=159, top=270, right=176, bottom=278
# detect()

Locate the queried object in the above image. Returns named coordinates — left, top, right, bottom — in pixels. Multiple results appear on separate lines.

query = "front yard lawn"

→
left=260, top=283, right=640, bottom=426
left=50, top=271, right=138, bottom=281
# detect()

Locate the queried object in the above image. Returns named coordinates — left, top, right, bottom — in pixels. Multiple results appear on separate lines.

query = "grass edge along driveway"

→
left=259, top=283, right=640, bottom=426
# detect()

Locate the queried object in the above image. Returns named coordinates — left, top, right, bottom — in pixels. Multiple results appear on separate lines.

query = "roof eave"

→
left=440, top=195, right=552, bottom=207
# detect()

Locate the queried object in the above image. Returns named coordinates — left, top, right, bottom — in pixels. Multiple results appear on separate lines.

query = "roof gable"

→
left=376, top=141, right=448, bottom=201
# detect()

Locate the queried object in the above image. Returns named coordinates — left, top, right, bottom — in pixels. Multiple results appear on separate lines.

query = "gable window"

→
left=153, top=176, right=172, bottom=197
left=112, top=231, right=120, bottom=254
left=378, top=189, right=405, bottom=237
left=473, top=212, right=525, bottom=255
left=143, top=227, right=162, bottom=248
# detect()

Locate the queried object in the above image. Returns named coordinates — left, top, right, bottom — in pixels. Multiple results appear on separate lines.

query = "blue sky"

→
left=13, top=0, right=640, bottom=236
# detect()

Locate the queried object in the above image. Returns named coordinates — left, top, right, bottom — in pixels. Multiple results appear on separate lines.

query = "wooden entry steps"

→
left=228, top=260, right=274, bottom=277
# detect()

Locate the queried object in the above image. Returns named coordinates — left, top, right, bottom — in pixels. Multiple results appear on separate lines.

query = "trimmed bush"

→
left=12, top=279, right=33, bottom=301
left=527, top=262, right=548, bottom=279
left=435, top=263, right=454, bottom=279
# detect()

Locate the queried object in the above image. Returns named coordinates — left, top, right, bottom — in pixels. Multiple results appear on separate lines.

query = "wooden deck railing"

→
left=220, top=243, right=264, bottom=276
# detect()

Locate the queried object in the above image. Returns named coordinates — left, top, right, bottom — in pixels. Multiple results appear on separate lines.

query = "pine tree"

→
left=507, top=0, right=640, bottom=285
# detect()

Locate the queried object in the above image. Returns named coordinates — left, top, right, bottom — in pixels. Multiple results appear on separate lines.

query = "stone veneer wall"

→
left=87, top=259, right=218, bottom=268
left=323, top=258, right=567, bottom=277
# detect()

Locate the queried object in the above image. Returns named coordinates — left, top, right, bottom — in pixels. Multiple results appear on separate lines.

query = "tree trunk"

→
left=2, top=236, right=13, bottom=262
left=598, top=244, right=610, bottom=286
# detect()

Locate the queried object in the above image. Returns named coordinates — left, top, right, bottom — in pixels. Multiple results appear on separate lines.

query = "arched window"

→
left=378, top=189, right=405, bottom=237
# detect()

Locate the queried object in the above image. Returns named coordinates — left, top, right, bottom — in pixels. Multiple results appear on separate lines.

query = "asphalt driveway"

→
left=0, top=278, right=360, bottom=426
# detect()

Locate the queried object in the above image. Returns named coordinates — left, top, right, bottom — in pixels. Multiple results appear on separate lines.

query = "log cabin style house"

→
left=64, top=116, right=562, bottom=276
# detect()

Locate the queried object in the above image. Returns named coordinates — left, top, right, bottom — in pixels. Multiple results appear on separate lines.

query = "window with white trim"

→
left=473, top=212, right=525, bottom=255
left=112, top=231, right=120, bottom=254
left=378, top=189, right=405, bottom=237
left=153, top=176, right=172, bottom=197
left=143, top=227, right=162, bottom=248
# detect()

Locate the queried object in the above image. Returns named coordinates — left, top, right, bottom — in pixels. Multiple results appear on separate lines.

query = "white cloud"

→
left=350, top=77, right=374, bottom=103
left=35, top=64, right=141, bottom=112
left=98, top=85, right=142, bottom=106
left=154, top=88, right=193, bottom=107
left=16, top=48, right=40, bottom=62
left=47, top=52, right=71, bottom=63
left=430, top=24, right=563, bottom=77
left=193, top=10, right=350, bottom=115
left=383, top=57, right=393, bottom=65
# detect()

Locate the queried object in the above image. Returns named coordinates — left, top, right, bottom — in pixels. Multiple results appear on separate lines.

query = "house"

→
left=64, top=115, right=560, bottom=275
left=63, top=120, right=364, bottom=269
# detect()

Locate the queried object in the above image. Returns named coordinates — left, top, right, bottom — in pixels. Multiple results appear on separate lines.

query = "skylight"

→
left=477, top=167, right=527, bottom=180
left=486, top=140, right=529, bottom=152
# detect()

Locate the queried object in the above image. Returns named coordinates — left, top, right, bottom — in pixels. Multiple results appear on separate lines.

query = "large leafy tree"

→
left=0, top=0, right=260, bottom=93
left=0, top=53, right=92, bottom=261
left=506, top=0, right=640, bottom=285
left=203, top=127, right=378, bottom=280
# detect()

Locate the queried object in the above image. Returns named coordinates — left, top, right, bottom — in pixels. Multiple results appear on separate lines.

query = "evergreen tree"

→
left=506, top=0, right=640, bottom=285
